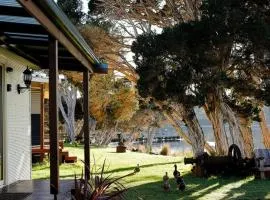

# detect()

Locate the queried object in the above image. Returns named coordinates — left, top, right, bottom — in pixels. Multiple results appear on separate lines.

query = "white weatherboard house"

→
left=0, top=0, right=107, bottom=198
left=0, top=47, right=36, bottom=185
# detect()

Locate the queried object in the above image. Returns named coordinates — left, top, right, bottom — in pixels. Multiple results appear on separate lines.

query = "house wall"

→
left=0, top=51, right=32, bottom=185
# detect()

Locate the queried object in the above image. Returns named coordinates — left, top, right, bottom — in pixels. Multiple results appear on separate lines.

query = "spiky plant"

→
left=72, top=159, right=140, bottom=200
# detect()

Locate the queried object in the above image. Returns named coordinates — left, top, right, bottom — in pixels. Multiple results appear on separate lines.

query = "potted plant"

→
left=116, top=133, right=127, bottom=153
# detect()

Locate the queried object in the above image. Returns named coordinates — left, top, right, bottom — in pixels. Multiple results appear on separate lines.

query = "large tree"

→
left=57, top=0, right=85, bottom=25
left=58, top=78, right=78, bottom=142
left=132, top=0, right=270, bottom=157
left=132, top=30, right=208, bottom=156
left=89, top=72, right=139, bottom=145
left=86, top=0, right=216, bottom=155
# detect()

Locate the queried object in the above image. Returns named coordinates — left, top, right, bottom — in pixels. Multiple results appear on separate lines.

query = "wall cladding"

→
left=0, top=53, right=31, bottom=185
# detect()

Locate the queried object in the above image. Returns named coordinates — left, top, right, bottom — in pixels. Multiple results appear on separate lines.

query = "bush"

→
left=138, top=145, right=146, bottom=153
left=72, top=160, right=140, bottom=199
left=160, top=144, right=171, bottom=156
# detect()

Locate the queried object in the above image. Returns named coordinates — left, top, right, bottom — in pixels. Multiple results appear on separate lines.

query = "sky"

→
left=82, top=0, right=89, bottom=13
left=55, top=0, right=89, bottom=13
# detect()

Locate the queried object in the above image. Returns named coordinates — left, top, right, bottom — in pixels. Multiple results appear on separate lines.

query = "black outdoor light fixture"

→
left=17, top=66, right=32, bottom=94
left=6, top=67, right=13, bottom=73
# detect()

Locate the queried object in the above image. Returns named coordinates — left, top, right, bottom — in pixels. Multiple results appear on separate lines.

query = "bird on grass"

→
left=134, top=164, right=140, bottom=173
left=173, top=164, right=180, bottom=179
left=163, top=172, right=171, bottom=192
left=176, top=176, right=185, bottom=191
left=173, top=164, right=185, bottom=191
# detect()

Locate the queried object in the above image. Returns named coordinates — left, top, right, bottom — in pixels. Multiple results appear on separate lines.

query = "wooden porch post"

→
left=40, top=84, right=44, bottom=162
left=83, top=69, right=90, bottom=179
left=49, top=35, right=59, bottom=196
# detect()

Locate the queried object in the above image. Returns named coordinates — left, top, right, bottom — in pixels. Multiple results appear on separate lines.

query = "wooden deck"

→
left=32, top=141, right=77, bottom=164
left=0, top=180, right=73, bottom=200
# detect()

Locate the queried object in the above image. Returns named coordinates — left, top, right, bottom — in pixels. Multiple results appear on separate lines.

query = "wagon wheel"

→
left=228, top=144, right=242, bottom=165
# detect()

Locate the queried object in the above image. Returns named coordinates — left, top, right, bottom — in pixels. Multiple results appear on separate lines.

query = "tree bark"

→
left=164, top=111, right=215, bottom=155
left=146, top=126, right=156, bottom=153
left=259, top=109, right=270, bottom=148
left=221, top=102, right=247, bottom=157
left=237, top=115, right=254, bottom=158
left=174, top=104, right=205, bottom=157
left=58, top=82, right=77, bottom=142
left=76, top=117, right=97, bottom=141
left=204, top=91, right=229, bottom=155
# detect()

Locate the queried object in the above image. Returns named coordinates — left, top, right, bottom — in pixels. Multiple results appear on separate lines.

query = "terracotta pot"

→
left=116, top=145, right=126, bottom=153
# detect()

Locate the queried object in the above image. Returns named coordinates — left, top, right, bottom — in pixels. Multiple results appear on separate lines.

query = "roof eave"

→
left=18, top=0, right=105, bottom=73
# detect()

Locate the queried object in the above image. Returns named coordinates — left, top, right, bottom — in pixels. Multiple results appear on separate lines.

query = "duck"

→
left=173, top=164, right=180, bottom=179
left=134, top=164, right=140, bottom=173
left=176, top=176, right=185, bottom=191
left=163, top=172, right=170, bottom=191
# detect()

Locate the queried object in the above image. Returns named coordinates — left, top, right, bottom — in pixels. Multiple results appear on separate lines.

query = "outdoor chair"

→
left=254, top=149, right=270, bottom=179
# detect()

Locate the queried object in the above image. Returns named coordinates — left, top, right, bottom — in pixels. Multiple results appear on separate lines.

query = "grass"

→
left=32, top=145, right=270, bottom=200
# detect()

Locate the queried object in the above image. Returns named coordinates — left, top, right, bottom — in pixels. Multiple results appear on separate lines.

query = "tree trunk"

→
left=204, top=88, right=249, bottom=158
left=163, top=111, right=215, bottom=155
left=259, top=109, right=270, bottom=148
left=221, top=102, right=247, bottom=157
left=238, top=115, right=254, bottom=158
left=76, top=117, right=97, bottom=141
left=175, top=104, right=205, bottom=157
left=204, top=92, right=229, bottom=155
left=58, top=82, right=77, bottom=142
left=146, top=126, right=155, bottom=153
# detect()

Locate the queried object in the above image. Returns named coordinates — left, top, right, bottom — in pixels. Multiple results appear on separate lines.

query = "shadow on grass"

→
left=33, top=161, right=182, bottom=181
left=54, top=161, right=183, bottom=180
left=219, top=177, right=270, bottom=200
left=126, top=173, right=269, bottom=200
left=106, top=161, right=183, bottom=174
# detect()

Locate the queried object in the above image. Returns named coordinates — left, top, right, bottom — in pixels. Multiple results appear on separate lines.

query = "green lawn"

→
left=32, top=146, right=270, bottom=200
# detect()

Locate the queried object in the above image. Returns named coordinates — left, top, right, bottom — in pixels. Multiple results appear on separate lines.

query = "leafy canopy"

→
left=57, top=0, right=85, bottom=25
left=132, top=0, right=270, bottom=119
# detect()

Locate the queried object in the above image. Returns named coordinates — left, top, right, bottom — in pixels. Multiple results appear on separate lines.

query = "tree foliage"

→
left=79, top=25, right=137, bottom=81
left=133, top=0, right=270, bottom=119
left=132, top=0, right=270, bottom=155
left=90, top=73, right=139, bottom=128
left=58, top=0, right=270, bottom=151
left=57, top=0, right=85, bottom=25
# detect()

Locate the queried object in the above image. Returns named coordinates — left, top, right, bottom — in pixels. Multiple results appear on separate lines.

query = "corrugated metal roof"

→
left=9, top=35, right=47, bottom=41
left=0, top=0, right=108, bottom=73
left=0, top=46, right=38, bottom=69
left=5, top=32, right=48, bottom=38
left=35, top=0, right=100, bottom=65
left=0, top=0, right=21, bottom=7
left=0, top=15, right=39, bottom=24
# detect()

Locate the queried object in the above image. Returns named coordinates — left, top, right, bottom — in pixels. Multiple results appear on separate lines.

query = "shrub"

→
left=137, top=145, right=146, bottom=153
left=71, top=160, right=140, bottom=200
left=160, top=144, right=171, bottom=156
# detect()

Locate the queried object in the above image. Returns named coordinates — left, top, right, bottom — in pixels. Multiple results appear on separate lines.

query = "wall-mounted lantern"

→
left=6, top=67, right=13, bottom=92
left=17, top=66, right=32, bottom=94
left=6, top=67, right=13, bottom=73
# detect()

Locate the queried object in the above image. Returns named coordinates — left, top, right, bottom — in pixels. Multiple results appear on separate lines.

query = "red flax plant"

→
left=72, top=160, right=140, bottom=200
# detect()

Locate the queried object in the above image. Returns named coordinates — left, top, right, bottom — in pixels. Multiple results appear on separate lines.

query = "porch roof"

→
left=0, top=0, right=107, bottom=73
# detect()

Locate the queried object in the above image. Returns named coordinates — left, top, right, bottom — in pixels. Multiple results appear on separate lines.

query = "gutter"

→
left=32, top=0, right=102, bottom=70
